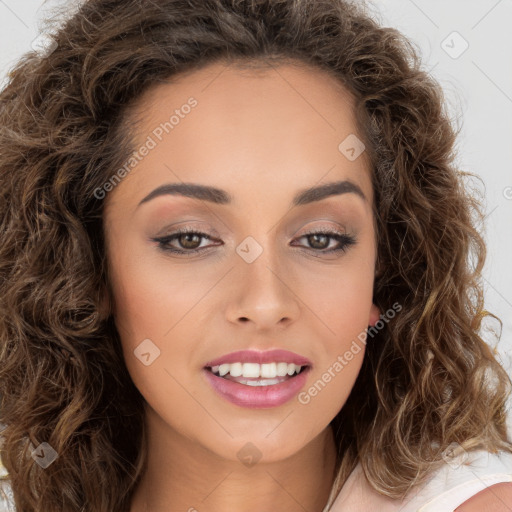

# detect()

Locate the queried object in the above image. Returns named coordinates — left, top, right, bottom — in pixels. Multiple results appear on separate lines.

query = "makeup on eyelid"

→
left=144, top=208, right=361, bottom=236
left=149, top=223, right=357, bottom=258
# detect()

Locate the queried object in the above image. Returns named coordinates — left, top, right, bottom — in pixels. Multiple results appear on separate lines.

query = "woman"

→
left=0, top=1, right=511, bottom=511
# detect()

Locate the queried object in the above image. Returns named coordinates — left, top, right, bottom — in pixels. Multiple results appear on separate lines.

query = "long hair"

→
left=1, top=1, right=511, bottom=510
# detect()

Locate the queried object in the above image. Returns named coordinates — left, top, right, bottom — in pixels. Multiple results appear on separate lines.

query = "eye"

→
left=291, top=229, right=356, bottom=254
left=151, top=227, right=356, bottom=256
left=152, top=227, right=220, bottom=256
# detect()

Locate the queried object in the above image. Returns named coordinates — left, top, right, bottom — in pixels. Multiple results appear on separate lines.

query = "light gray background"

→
left=1, top=0, right=511, bottom=433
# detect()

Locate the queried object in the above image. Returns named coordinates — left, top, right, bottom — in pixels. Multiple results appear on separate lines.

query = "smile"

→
left=210, top=361, right=306, bottom=381
left=202, top=349, right=312, bottom=408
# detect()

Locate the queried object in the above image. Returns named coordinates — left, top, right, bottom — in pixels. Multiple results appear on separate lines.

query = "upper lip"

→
left=204, top=349, right=312, bottom=368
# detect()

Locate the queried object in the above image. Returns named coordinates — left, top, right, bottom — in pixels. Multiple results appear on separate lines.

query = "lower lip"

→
left=202, top=367, right=311, bottom=409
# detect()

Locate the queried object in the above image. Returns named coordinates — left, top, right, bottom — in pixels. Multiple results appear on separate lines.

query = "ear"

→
left=368, top=303, right=381, bottom=326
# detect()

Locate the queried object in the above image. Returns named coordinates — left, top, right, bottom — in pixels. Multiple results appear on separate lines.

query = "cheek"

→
left=294, top=259, right=373, bottom=413
left=302, top=256, right=375, bottom=340
left=108, top=236, right=207, bottom=341
left=107, top=243, right=229, bottom=411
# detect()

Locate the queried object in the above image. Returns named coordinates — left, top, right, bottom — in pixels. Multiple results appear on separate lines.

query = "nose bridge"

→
left=237, top=234, right=286, bottom=299
left=227, top=233, right=300, bottom=326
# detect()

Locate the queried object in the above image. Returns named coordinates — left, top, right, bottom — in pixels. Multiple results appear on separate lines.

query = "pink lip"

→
left=203, top=349, right=312, bottom=368
left=202, top=366, right=311, bottom=409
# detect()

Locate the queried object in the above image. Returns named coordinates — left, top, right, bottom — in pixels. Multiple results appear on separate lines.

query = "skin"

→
left=454, top=482, right=512, bottom=511
left=102, top=60, right=381, bottom=512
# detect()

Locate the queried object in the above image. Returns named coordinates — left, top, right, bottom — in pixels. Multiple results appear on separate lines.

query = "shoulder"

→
left=454, top=482, right=512, bottom=511
left=393, top=449, right=512, bottom=512
left=327, top=450, right=512, bottom=512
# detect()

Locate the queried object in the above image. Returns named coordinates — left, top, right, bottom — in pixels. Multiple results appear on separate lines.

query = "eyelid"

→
left=154, top=221, right=220, bottom=238
left=292, top=219, right=350, bottom=237
left=154, top=220, right=349, bottom=242
left=151, top=224, right=357, bottom=257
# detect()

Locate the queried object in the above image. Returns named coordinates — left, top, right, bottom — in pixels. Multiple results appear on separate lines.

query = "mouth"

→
left=205, top=362, right=310, bottom=387
left=202, top=349, right=313, bottom=408
left=202, top=360, right=312, bottom=408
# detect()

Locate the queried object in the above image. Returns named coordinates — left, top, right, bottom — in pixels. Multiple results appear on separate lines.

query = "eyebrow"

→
left=137, top=179, right=366, bottom=209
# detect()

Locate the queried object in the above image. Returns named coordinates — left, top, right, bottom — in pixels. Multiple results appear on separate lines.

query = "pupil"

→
left=309, top=234, right=328, bottom=249
left=181, top=233, right=200, bottom=248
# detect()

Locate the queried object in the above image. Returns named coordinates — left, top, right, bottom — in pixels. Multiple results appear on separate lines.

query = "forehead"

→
left=105, top=59, right=373, bottom=214
left=130, top=59, right=358, bottom=137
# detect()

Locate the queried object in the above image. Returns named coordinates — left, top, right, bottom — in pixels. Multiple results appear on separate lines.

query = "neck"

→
left=130, top=406, right=338, bottom=512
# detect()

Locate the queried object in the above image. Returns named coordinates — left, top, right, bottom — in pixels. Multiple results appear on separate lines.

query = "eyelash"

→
left=152, top=227, right=357, bottom=257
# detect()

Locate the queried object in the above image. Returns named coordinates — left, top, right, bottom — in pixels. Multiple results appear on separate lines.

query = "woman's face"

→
left=103, top=60, right=380, bottom=463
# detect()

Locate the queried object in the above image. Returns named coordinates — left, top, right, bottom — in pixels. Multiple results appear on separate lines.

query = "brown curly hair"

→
left=1, top=0, right=511, bottom=511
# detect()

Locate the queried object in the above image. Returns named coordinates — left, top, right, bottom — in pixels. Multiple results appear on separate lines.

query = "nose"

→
left=225, top=248, right=301, bottom=331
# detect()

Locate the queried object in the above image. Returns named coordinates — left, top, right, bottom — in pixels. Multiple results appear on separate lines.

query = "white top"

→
left=0, top=478, right=13, bottom=512
left=0, top=450, right=511, bottom=511
left=327, top=449, right=512, bottom=512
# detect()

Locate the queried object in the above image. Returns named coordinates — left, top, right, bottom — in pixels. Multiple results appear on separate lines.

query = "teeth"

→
left=287, top=363, right=298, bottom=376
left=276, top=362, right=288, bottom=376
left=229, top=362, right=243, bottom=377
left=243, top=362, right=260, bottom=378
left=260, top=362, right=276, bottom=378
left=210, top=362, right=305, bottom=378
left=218, top=364, right=230, bottom=377
left=237, top=377, right=282, bottom=386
